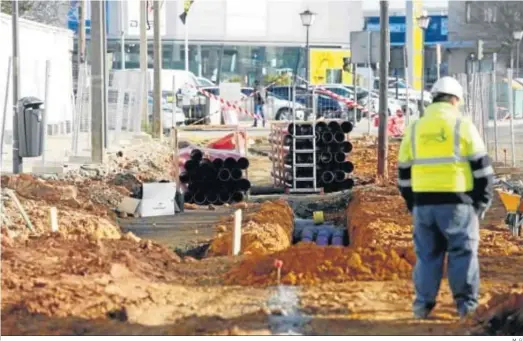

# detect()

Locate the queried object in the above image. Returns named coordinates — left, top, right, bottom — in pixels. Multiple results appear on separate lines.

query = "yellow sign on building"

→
left=406, top=0, right=424, bottom=91
left=309, top=48, right=356, bottom=85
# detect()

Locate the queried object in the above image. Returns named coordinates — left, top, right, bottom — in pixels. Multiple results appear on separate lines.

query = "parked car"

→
left=146, top=69, right=200, bottom=93
left=200, top=86, right=307, bottom=121
left=366, top=91, right=403, bottom=116
left=374, top=77, right=432, bottom=104
left=240, top=87, right=307, bottom=120
left=147, top=93, right=185, bottom=133
left=196, top=77, right=215, bottom=87
left=266, top=85, right=349, bottom=120
left=316, top=84, right=370, bottom=122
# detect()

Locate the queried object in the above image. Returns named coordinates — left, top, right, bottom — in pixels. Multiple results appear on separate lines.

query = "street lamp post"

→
left=300, top=9, right=316, bottom=85
left=417, top=10, right=430, bottom=117
left=513, top=30, right=523, bottom=79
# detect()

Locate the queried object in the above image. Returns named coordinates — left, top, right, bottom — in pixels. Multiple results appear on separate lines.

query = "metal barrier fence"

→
left=454, top=68, right=523, bottom=168
left=70, top=64, right=146, bottom=161
left=1, top=57, right=75, bottom=173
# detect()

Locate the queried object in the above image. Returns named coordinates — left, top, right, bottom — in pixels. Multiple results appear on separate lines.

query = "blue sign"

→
left=67, top=0, right=109, bottom=36
left=364, top=15, right=448, bottom=46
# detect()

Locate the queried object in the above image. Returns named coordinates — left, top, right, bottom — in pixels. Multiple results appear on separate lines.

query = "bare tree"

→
left=0, top=0, right=36, bottom=16
left=1, top=0, right=70, bottom=28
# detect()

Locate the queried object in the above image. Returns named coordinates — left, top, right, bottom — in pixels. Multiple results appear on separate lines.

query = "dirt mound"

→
left=224, top=180, right=521, bottom=286
left=207, top=200, right=294, bottom=257
left=2, top=174, right=125, bottom=216
left=347, top=185, right=412, bottom=249
left=349, top=138, right=400, bottom=186
left=224, top=243, right=415, bottom=286
left=1, top=233, right=181, bottom=320
left=469, top=293, right=523, bottom=335
left=2, top=197, right=121, bottom=239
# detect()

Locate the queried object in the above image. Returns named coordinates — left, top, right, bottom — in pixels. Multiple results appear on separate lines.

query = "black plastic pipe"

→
left=219, top=190, right=231, bottom=203
left=334, top=152, right=346, bottom=163
left=184, top=191, right=194, bottom=203
left=339, top=141, right=353, bottom=153
left=236, top=179, right=251, bottom=191
left=321, top=171, right=335, bottom=184
left=190, top=149, right=203, bottom=162
left=194, top=191, right=206, bottom=205
left=179, top=172, right=190, bottom=184
left=341, top=121, right=353, bottom=133
left=184, top=159, right=198, bottom=172
left=224, top=157, right=237, bottom=169
left=237, top=157, right=249, bottom=170
left=334, top=170, right=346, bottom=182
left=218, top=168, right=231, bottom=181
left=340, top=161, right=354, bottom=173
left=207, top=192, right=219, bottom=204
left=340, top=178, right=355, bottom=190
left=319, top=152, right=332, bottom=164
left=327, top=121, right=341, bottom=132
left=333, top=132, right=345, bottom=143
left=231, top=191, right=244, bottom=203
left=231, top=168, right=243, bottom=180
left=315, top=121, right=328, bottom=133
left=321, top=132, right=334, bottom=144
left=249, top=185, right=285, bottom=195
left=212, top=158, right=224, bottom=169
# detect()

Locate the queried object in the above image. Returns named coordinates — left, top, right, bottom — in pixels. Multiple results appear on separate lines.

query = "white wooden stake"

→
left=232, top=209, right=242, bottom=256
left=49, top=207, right=58, bottom=232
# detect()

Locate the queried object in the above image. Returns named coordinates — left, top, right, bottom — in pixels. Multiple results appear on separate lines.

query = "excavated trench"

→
left=168, top=191, right=351, bottom=260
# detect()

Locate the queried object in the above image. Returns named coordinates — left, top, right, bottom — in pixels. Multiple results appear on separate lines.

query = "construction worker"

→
left=252, top=80, right=266, bottom=127
left=397, top=76, right=494, bottom=319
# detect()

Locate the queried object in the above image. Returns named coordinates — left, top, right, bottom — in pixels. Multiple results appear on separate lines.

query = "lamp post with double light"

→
left=513, top=30, right=523, bottom=78
left=300, top=9, right=316, bottom=85
left=417, top=10, right=430, bottom=116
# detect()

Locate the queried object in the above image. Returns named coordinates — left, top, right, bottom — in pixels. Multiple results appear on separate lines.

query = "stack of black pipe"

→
left=282, top=120, right=355, bottom=192
left=180, top=149, right=251, bottom=205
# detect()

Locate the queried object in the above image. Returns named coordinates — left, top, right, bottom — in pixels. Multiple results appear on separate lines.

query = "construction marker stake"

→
left=49, top=207, right=58, bottom=232
left=274, top=259, right=283, bottom=285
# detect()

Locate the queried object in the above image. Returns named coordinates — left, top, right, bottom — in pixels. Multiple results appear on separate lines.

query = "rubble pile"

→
left=207, top=200, right=294, bottom=257
left=1, top=139, right=176, bottom=238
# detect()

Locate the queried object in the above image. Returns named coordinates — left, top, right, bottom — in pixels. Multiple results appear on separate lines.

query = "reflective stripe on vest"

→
left=410, top=118, right=466, bottom=165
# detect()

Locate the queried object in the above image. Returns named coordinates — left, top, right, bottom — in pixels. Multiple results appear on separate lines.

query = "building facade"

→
left=364, top=7, right=448, bottom=87
left=69, top=0, right=364, bottom=85
left=446, top=1, right=523, bottom=74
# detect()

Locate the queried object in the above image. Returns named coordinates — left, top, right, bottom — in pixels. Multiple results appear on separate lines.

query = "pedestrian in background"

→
left=252, top=80, right=266, bottom=127
left=397, top=76, right=494, bottom=319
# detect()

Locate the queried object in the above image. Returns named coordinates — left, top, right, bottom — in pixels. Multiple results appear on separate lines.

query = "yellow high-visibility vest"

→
left=398, top=102, right=488, bottom=193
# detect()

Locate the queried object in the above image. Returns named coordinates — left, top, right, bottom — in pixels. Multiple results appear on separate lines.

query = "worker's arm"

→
left=463, top=119, right=494, bottom=213
left=398, top=123, right=414, bottom=212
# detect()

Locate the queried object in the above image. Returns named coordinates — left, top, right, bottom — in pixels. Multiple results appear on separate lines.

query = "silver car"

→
left=240, top=87, right=306, bottom=121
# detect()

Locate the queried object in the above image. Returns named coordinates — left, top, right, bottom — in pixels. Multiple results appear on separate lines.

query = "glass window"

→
left=465, top=1, right=472, bottom=23
left=327, top=87, right=350, bottom=97
left=483, top=6, right=497, bottom=22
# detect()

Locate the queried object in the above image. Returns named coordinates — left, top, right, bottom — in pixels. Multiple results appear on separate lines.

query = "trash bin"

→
left=17, top=96, right=45, bottom=157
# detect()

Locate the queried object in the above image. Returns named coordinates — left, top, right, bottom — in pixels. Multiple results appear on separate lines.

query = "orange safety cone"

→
left=207, top=131, right=246, bottom=150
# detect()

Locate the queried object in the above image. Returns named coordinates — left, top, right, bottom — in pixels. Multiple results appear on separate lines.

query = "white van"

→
left=146, top=69, right=200, bottom=130
left=146, top=69, right=199, bottom=93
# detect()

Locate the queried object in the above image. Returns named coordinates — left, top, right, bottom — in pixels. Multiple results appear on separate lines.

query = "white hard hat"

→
left=430, top=76, right=464, bottom=101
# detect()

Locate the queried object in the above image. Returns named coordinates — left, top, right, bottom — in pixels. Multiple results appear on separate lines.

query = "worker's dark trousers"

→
left=412, top=204, right=480, bottom=317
